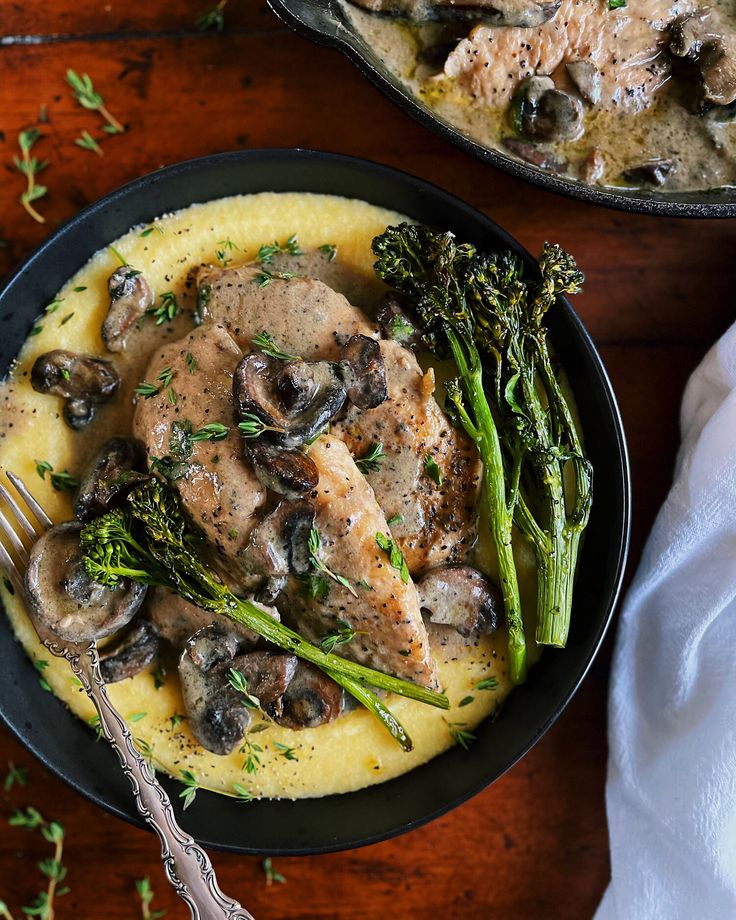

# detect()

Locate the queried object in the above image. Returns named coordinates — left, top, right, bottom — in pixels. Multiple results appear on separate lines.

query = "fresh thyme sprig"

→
left=227, top=668, right=260, bottom=709
left=476, top=677, right=499, bottom=691
left=147, top=291, right=179, bottom=326
left=375, top=532, right=410, bottom=583
left=3, top=762, right=28, bottom=792
left=237, top=413, right=284, bottom=439
left=191, top=422, right=229, bottom=443
left=135, top=877, right=166, bottom=919
left=232, top=782, right=253, bottom=803
left=273, top=742, right=298, bottom=762
left=320, top=618, right=363, bottom=654
left=34, top=461, right=77, bottom=493
left=134, top=366, right=176, bottom=403
left=14, top=129, right=48, bottom=224
left=8, top=808, right=69, bottom=918
left=74, top=130, right=102, bottom=156
left=66, top=69, right=125, bottom=134
left=252, top=331, right=299, bottom=361
left=445, top=719, right=476, bottom=750
left=33, top=659, right=51, bottom=692
left=257, top=234, right=302, bottom=264
left=253, top=269, right=296, bottom=288
left=355, top=442, right=385, bottom=474
left=308, top=527, right=357, bottom=597
left=239, top=736, right=264, bottom=774
left=197, top=0, right=228, bottom=31
left=178, top=770, right=199, bottom=810
left=215, top=236, right=239, bottom=267
left=262, top=858, right=286, bottom=886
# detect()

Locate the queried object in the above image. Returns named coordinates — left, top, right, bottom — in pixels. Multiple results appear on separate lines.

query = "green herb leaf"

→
left=74, top=130, right=103, bottom=156
left=66, top=69, right=125, bottom=134
left=320, top=618, right=361, bottom=654
left=355, top=442, right=385, bottom=474
left=262, top=857, right=286, bottom=886
left=475, top=677, right=499, bottom=691
left=34, top=462, right=77, bottom=493
left=4, top=762, right=29, bottom=791
left=178, top=770, right=198, bottom=810
left=252, top=330, right=299, bottom=361
left=227, top=668, right=260, bottom=709
left=273, top=741, right=299, bottom=761
left=191, top=422, right=229, bottom=443
left=318, top=243, right=337, bottom=262
left=197, top=0, right=228, bottom=31
left=423, top=454, right=443, bottom=486
left=308, top=527, right=358, bottom=597
left=147, top=291, right=179, bottom=326
left=375, top=532, right=410, bottom=583
left=232, top=782, right=253, bottom=803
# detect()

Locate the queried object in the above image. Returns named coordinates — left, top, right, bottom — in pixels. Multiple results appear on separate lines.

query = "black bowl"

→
left=0, top=149, right=630, bottom=854
left=267, top=0, right=736, bottom=218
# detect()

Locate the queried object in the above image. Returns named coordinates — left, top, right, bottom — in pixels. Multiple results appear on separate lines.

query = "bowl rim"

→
left=0, top=148, right=631, bottom=854
left=266, top=0, right=736, bottom=219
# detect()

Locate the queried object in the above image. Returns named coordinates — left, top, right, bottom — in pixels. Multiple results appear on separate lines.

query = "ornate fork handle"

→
left=55, top=639, right=254, bottom=920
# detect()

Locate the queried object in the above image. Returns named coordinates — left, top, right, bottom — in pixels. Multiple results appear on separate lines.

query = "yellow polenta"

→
left=0, top=192, right=533, bottom=800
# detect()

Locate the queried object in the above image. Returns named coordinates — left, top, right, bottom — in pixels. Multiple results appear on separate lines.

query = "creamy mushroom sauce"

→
left=0, top=192, right=545, bottom=800
left=345, top=0, right=736, bottom=193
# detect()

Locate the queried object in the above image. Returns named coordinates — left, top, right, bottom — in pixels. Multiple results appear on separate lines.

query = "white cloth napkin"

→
left=595, top=321, right=736, bottom=920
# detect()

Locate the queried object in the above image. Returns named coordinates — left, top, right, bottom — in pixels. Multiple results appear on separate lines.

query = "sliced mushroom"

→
left=25, top=521, right=147, bottom=644
left=621, top=159, right=674, bottom=187
left=376, top=293, right=423, bottom=349
left=74, top=437, right=149, bottom=522
left=245, top=440, right=319, bottom=498
left=670, top=10, right=736, bottom=107
left=512, top=75, right=584, bottom=142
left=502, top=137, right=568, bottom=172
left=31, top=350, right=120, bottom=430
left=233, top=352, right=347, bottom=449
left=229, top=650, right=298, bottom=720
left=240, top=498, right=315, bottom=577
left=179, top=625, right=250, bottom=755
left=339, top=335, right=388, bottom=410
left=268, top=661, right=342, bottom=729
left=349, top=0, right=560, bottom=28
left=102, top=266, right=154, bottom=352
left=580, top=146, right=605, bottom=184
left=99, top=618, right=160, bottom=684
left=566, top=60, right=602, bottom=106
left=416, top=565, right=500, bottom=637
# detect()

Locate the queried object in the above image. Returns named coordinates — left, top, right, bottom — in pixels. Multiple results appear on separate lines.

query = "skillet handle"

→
left=54, top=640, right=255, bottom=920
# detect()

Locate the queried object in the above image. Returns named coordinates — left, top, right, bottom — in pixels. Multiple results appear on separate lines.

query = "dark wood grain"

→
left=0, top=3, right=729, bottom=917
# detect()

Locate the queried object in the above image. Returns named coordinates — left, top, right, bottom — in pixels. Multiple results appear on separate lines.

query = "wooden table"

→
left=0, top=3, right=734, bottom=916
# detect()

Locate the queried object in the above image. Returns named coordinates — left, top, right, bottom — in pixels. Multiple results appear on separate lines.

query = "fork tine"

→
left=0, top=506, right=29, bottom=565
left=0, top=539, right=24, bottom=597
left=6, top=472, right=53, bottom=530
left=0, top=480, right=39, bottom=542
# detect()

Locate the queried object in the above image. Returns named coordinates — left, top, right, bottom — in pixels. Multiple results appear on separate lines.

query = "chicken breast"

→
left=132, top=323, right=267, bottom=579
left=197, top=265, right=376, bottom=359
left=196, top=265, right=481, bottom=571
left=287, top=436, right=438, bottom=687
left=443, top=0, right=695, bottom=113
left=332, top=343, right=481, bottom=572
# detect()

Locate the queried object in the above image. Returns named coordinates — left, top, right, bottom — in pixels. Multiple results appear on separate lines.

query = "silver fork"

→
left=0, top=470, right=255, bottom=920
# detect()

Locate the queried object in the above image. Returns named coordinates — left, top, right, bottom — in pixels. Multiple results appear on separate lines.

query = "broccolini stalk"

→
left=372, top=225, right=592, bottom=665
left=79, top=479, right=448, bottom=751
left=372, top=227, right=528, bottom=683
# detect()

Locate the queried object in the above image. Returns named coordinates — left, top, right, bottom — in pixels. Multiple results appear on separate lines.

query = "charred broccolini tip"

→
left=80, top=479, right=448, bottom=751
left=372, top=224, right=592, bottom=675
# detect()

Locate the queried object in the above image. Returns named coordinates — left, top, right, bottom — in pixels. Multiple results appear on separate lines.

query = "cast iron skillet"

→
left=268, top=0, right=736, bottom=218
left=0, top=149, right=630, bottom=854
